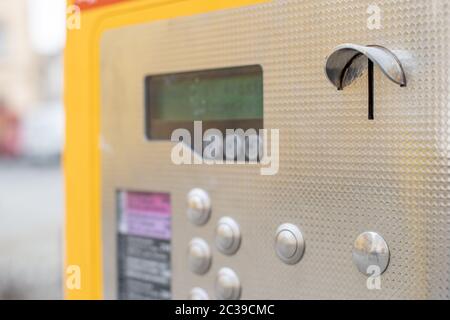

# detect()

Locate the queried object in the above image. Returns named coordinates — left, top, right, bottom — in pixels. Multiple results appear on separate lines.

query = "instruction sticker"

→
left=117, top=191, right=171, bottom=300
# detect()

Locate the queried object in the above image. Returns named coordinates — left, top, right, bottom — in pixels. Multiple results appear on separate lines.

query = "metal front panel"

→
left=101, top=0, right=450, bottom=299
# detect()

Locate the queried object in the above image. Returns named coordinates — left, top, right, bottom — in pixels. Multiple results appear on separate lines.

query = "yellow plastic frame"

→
left=64, top=0, right=268, bottom=300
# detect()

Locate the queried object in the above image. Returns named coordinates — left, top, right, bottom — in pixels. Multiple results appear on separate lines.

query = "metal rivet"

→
left=215, top=217, right=241, bottom=255
left=352, top=231, right=390, bottom=276
left=187, top=188, right=211, bottom=225
left=215, top=268, right=241, bottom=300
left=275, top=223, right=305, bottom=265
left=188, top=238, right=211, bottom=275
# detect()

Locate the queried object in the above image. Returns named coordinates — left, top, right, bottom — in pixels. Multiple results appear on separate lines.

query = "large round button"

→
left=276, top=230, right=297, bottom=258
left=188, top=238, right=211, bottom=275
left=215, top=268, right=241, bottom=300
left=275, top=223, right=305, bottom=265
left=352, top=231, right=390, bottom=276
left=215, top=217, right=241, bottom=255
left=189, top=287, right=209, bottom=300
left=187, top=188, right=211, bottom=225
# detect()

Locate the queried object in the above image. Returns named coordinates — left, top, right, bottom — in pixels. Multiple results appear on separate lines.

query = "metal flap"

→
left=325, top=44, right=407, bottom=90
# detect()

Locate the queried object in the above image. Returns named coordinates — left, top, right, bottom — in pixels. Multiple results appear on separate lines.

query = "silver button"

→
left=187, top=188, right=211, bottom=225
left=189, top=287, right=209, bottom=300
left=188, top=238, right=211, bottom=275
left=215, top=217, right=241, bottom=255
left=215, top=268, right=241, bottom=300
left=276, top=230, right=297, bottom=258
left=352, top=231, right=390, bottom=276
left=275, top=223, right=305, bottom=265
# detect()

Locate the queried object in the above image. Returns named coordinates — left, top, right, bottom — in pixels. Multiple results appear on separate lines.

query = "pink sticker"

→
left=120, top=191, right=171, bottom=240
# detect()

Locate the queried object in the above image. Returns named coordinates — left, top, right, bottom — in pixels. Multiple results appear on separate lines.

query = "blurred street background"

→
left=0, top=0, right=65, bottom=299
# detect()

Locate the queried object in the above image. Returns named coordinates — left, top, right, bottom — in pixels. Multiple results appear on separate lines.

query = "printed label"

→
left=117, top=191, right=171, bottom=300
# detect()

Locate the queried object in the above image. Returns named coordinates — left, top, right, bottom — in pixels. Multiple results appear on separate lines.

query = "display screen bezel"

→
left=144, top=65, right=264, bottom=141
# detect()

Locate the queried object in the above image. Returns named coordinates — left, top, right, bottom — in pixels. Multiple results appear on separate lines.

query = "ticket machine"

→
left=65, top=0, right=450, bottom=299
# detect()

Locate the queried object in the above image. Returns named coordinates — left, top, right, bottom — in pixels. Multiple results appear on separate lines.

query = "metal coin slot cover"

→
left=188, top=238, right=212, bottom=275
left=352, top=231, right=390, bottom=276
left=187, top=188, right=211, bottom=225
left=275, top=223, right=305, bottom=265
left=215, top=217, right=241, bottom=255
left=325, top=43, right=407, bottom=120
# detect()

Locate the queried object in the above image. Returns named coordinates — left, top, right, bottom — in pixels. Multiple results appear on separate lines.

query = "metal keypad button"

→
left=215, top=268, right=241, bottom=300
left=187, top=188, right=211, bottom=225
left=189, top=287, right=209, bottom=300
left=215, top=217, right=241, bottom=255
left=276, top=230, right=297, bottom=258
left=352, top=231, right=390, bottom=276
left=275, top=223, right=305, bottom=265
left=188, top=238, right=211, bottom=275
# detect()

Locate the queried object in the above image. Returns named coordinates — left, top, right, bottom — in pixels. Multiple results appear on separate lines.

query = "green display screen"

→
left=145, top=65, right=263, bottom=139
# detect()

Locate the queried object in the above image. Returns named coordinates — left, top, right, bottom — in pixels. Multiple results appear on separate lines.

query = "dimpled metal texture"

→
left=100, top=0, right=450, bottom=299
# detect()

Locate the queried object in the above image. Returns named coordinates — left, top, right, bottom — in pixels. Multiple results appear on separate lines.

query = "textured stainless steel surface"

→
left=101, top=0, right=450, bottom=299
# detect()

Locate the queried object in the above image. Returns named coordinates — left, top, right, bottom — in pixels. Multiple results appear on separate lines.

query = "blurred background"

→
left=0, top=0, right=66, bottom=299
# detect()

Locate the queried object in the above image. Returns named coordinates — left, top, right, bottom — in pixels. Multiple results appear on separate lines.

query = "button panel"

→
left=185, top=190, right=393, bottom=297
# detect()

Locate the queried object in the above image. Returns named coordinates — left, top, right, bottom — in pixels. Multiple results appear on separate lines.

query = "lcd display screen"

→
left=145, top=65, right=263, bottom=139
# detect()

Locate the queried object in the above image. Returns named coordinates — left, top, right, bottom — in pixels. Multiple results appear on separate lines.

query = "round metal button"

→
left=275, top=223, right=305, bottom=265
left=215, top=268, right=241, bottom=300
left=188, top=238, right=211, bottom=275
left=189, top=287, right=209, bottom=300
left=352, top=231, right=390, bottom=276
left=276, top=230, right=297, bottom=258
left=215, top=217, right=241, bottom=255
left=187, top=188, right=211, bottom=225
